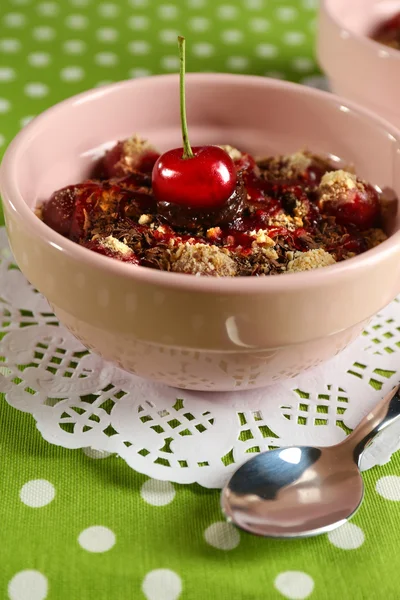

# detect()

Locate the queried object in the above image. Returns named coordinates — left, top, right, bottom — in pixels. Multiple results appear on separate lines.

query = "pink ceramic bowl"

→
left=318, top=0, right=400, bottom=128
left=1, top=74, right=400, bottom=392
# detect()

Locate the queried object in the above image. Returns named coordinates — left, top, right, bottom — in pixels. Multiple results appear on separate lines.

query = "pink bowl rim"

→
left=1, top=72, right=400, bottom=294
left=321, top=0, right=400, bottom=60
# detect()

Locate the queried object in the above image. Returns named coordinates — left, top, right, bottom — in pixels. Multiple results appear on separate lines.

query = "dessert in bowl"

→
left=318, top=0, right=400, bottom=129
left=1, top=73, right=400, bottom=391
left=372, top=9, right=400, bottom=49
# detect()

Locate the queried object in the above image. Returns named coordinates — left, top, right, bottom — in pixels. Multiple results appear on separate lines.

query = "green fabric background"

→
left=1, top=0, right=400, bottom=599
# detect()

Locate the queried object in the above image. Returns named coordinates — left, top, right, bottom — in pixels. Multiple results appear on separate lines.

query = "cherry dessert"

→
left=39, top=38, right=390, bottom=277
left=371, top=11, right=400, bottom=50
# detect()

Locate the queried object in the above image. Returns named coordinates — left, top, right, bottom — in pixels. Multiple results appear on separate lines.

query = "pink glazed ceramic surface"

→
left=318, top=0, right=400, bottom=129
left=1, top=74, right=400, bottom=391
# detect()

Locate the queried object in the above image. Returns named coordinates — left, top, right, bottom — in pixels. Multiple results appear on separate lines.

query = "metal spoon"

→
left=221, top=385, right=400, bottom=538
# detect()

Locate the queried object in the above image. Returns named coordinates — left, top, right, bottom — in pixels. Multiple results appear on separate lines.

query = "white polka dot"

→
left=302, top=75, right=329, bottom=90
left=33, top=26, right=55, bottom=40
left=0, top=98, right=11, bottom=113
left=78, top=526, right=116, bottom=553
left=159, top=29, right=180, bottom=43
left=95, top=79, right=114, bottom=87
left=376, top=475, right=400, bottom=500
left=10, top=0, right=30, bottom=4
left=128, top=15, right=149, bottom=29
left=0, top=134, right=5, bottom=146
left=245, top=0, right=264, bottom=8
left=129, top=0, right=148, bottom=5
left=96, top=27, right=118, bottom=42
left=161, top=56, right=180, bottom=71
left=303, top=0, right=317, bottom=8
left=226, top=56, right=249, bottom=71
left=19, top=479, right=55, bottom=508
left=142, top=570, right=182, bottom=600
left=217, top=5, right=238, bottom=19
left=20, top=115, right=35, bottom=127
left=63, top=39, right=86, bottom=54
left=141, top=479, right=176, bottom=506
left=292, top=57, right=314, bottom=72
left=70, top=0, right=89, bottom=5
left=28, top=52, right=51, bottom=67
left=83, top=448, right=113, bottom=459
left=8, top=570, right=48, bottom=600
left=98, top=2, right=119, bottom=17
left=265, top=70, right=286, bottom=80
left=65, top=14, right=88, bottom=29
left=276, top=6, right=298, bottom=22
left=221, top=30, right=243, bottom=44
left=95, top=52, right=118, bottom=66
left=37, top=2, right=58, bottom=16
left=189, top=17, right=209, bottom=32
left=283, top=31, right=306, bottom=46
left=274, top=572, right=315, bottom=600
left=60, top=66, right=85, bottom=82
left=129, top=67, right=151, bottom=78
left=255, top=43, right=278, bottom=58
left=328, top=522, right=365, bottom=550
left=192, top=42, right=214, bottom=57
left=249, top=17, right=270, bottom=32
left=128, top=40, right=150, bottom=55
left=0, top=67, right=15, bottom=81
left=24, top=83, right=49, bottom=98
left=98, top=288, right=110, bottom=308
left=0, top=38, right=21, bottom=52
left=187, top=0, right=206, bottom=6
left=158, top=5, right=178, bottom=19
left=204, top=522, right=240, bottom=550
left=3, top=13, right=26, bottom=27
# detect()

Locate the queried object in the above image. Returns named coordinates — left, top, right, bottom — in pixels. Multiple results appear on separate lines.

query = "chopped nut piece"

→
left=206, top=226, right=222, bottom=241
left=138, top=214, right=153, bottom=225
left=250, top=229, right=275, bottom=247
left=171, top=243, right=237, bottom=277
left=287, top=248, right=336, bottom=273
left=293, top=216, right=303, bottom=228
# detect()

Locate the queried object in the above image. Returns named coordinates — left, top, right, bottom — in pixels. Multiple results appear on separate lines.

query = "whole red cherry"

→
left=42, top=186, right=76, bottom=236
left=319, top=173, right=380, bottom=230
left=152, top=145, right=236, bottom=209
left=152, top=37, right=237, bottom=210
left=332, top=185, right=380, bottom=230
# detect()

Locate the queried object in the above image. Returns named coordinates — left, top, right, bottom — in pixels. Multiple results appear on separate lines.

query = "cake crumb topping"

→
left=319, top=170, right=362, bottom=205
left=97, top=235, right=133, bottom=256
left=287, top=248, right=336, bottom=272
left=171, top=242, right=237, bottom=277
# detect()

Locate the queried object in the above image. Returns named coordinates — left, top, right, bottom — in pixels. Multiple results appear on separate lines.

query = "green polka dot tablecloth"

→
left=1, top=0, right=400, bottom=599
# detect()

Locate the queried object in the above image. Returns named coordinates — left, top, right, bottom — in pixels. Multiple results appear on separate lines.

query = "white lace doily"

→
left=1, top=226, right=400, bottom=488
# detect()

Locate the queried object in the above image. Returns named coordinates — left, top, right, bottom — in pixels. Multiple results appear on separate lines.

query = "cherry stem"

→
left=178, top=36, right=194, bottom=160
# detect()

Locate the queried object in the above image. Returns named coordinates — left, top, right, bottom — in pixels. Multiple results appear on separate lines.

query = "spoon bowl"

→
left=222, top=386, right=400, bottom=538
left=221, top=445, right=364, bottom=538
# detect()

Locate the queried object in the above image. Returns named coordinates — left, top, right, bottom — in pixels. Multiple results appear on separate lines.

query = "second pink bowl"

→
left=318, top=0, right=400, bottom=129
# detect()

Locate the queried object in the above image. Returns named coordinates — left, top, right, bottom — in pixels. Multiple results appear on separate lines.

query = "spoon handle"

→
left=344, top=385, right=400, bottom=464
